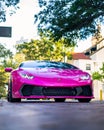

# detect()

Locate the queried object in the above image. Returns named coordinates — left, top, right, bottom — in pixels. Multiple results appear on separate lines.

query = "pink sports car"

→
left=5, top=60, right=94, bottom=102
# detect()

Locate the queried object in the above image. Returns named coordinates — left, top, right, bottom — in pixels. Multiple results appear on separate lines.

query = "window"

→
left=86, top=64, right=91, bottom=70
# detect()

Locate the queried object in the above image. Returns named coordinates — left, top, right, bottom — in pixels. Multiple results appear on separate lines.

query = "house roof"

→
left=72, top=53, right=91, bottom=60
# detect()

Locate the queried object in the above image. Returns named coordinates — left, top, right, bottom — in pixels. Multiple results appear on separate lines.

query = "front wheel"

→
left=78, top=98, right=91, bottom=103
left=7, top=82, right=21, bottom=102
left=54, top=98, right=65, bottom=102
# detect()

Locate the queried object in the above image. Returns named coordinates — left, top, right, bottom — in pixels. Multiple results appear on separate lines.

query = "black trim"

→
left=21, top=85, right=92, bottom=97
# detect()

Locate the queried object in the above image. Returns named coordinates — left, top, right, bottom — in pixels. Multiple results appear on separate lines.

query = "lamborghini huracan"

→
left=5, top=60, right=94, bottom=102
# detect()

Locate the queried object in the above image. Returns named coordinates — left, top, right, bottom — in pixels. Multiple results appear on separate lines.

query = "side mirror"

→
left=5, top=67, right=13, bottom=72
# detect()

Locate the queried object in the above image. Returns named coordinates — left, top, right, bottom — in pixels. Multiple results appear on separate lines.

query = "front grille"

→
left=43, top=87, right=75, bottom=96
left=21, top=85, right=92, bottom=97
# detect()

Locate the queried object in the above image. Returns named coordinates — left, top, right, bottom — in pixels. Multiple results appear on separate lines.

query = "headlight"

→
left=20, top=73, right=34, bottom=79
left=80, top=74, right=90, bottom=80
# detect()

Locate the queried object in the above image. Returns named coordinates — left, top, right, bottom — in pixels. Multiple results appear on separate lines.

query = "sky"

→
left=0, top=0, right=40, bottom=51
left=0, top=0, right=104, bottom=53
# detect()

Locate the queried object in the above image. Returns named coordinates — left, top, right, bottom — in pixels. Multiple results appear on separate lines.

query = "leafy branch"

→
left=92, top=63, right=104, bottom=83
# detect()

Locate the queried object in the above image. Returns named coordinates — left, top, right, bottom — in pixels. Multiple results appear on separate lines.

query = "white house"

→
left=84, top=38, right=104, bottom=99
left=69, top=38, right=104, bottom=100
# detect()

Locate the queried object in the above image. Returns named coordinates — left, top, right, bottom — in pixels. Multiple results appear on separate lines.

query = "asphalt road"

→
left=0, top=99, right=104, bottom=130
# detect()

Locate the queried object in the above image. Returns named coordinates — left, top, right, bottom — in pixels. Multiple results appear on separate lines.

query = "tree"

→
left=16, top=32, right=75, bottom=62
left=0, top=0, right=20, bottom=22
left=92, top=63, right=104, bottom=83
left=0, top=65, right=7, bottom=98
left=0, top=43, right=13, bottom=67
left=13, top=53, right=25, bottom=68
left=0, top=43, right=14, bottom=97
left=35, top=0, right=104, bottom=41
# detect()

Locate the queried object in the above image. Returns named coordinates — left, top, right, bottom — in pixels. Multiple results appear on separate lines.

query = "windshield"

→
left=19, top=61, right=78, bottom=70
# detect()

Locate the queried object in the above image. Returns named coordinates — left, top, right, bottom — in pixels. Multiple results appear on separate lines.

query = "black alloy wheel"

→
left=54, top=98, right=66, bottom=102
left=7, top=81, right=21, bottom=102
left=78, top=98, right=91, bottom=103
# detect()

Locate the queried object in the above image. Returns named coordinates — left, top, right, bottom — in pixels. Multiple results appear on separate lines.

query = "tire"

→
left=78, top=98, right=91, bottom=103
left=54, top=98, right=65, bottom=102
left=7, top=81, right=21, bottom=103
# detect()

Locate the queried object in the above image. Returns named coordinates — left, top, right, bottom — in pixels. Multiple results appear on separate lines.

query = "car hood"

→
left=20, top=68, right=86, bottom=77
left=18, top=68, right=90, bottom=87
